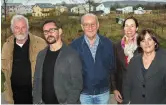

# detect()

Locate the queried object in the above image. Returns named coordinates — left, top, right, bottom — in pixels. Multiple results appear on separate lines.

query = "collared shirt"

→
left=84, top=34, right=99, bottom=62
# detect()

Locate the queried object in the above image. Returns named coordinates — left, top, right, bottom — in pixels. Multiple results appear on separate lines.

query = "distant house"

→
left=55, top=5, right=68, bottom=13
left=96, top=2, right=111, bottom=15
left=2, top=3, right=23, bottom=16
left=116, top=6, right=133, bottom=14
left=32, top=3, right=54, bottom=17
left=15, top=5, right=32, bottom=15
left=134, top=7, right=145, bottom=14
left=71, top=3, right=94, bottom=14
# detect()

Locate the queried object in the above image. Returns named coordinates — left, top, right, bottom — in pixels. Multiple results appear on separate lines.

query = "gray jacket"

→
left=123, top=49, right=166, bottom=104
left=33, top=44, right=83, bottom=104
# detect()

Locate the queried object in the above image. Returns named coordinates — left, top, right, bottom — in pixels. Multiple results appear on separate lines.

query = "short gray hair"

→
left=81, top=13, right=99, bottom=25
left=10, top=15, right=29, bottom=32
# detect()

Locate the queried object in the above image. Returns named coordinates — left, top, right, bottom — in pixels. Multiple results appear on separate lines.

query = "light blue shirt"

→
left=84, top=34, right=99, bottom=62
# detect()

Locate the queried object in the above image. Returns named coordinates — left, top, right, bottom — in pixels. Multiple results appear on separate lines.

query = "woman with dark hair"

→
left=123, top=29, right=166, bottom=104
left=111, top=16, right=139, bottom=103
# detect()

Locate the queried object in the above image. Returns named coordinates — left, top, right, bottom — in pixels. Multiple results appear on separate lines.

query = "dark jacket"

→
left=111, top=41, right=138, bottom=94
left=33, top=44, right=83, bottom=104
left=123, top=49, right=166, bottom=104
left=70, top=35, right=115, bottom=95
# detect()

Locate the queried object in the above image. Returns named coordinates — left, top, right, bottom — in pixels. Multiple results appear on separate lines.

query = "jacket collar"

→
left=136, top=50, right=160, bottom=83
left=81, top=34, right=103, bottom=46
left=145, top=50, right=160, bottom=79
left=38, top=42, right=67, bottom=79
left=42, top=42, right=67, bottom=53
left=4, top=33, right=34, bottom=60
left=6, top=32, right=34, bottom=44
left=116, top=41, right=126, bottom=69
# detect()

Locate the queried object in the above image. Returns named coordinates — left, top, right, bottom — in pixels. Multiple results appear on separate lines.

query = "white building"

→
left=96, top=3, right=111, bottom=14
left=134, top=7, right=145, bottom=14
left=2, top=3, right=23, bottom=16
left=1, top=3, right=32, bottom=16
left=116, top=6, right=133, bottom=14
left=55, top=5, right=68, bottom=13
left=15, top=5, right=32, bottom=15
left=71, top=3, right=94, bottom=14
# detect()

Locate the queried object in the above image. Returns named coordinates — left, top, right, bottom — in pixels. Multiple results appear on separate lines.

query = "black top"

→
left=11, top=37, right=32, bottom=104
left=42, top=48, right=61, bottom=104
left=141, top=58, right=148, bottom=78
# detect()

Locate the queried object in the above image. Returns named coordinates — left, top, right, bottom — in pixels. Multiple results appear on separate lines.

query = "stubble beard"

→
left=46, top=36, right=57, bottom=44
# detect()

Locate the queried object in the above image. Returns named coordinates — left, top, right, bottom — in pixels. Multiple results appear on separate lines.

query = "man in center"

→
left=71, top=13, right=115, bottom=104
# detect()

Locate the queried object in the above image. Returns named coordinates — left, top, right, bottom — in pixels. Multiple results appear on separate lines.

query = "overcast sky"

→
left=1, top=0, right=166, bottom=5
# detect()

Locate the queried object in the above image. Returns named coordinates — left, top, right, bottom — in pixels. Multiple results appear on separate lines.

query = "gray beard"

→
left=15, top=33, right=28, bottom=41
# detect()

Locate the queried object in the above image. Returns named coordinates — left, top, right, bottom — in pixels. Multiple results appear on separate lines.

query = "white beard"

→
left=15, top=33, right=28, bottom=41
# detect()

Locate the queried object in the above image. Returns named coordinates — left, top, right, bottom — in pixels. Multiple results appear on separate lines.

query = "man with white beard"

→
left=1, top=15, right=47, bottom=104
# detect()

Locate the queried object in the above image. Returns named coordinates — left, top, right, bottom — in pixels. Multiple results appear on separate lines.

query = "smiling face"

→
left=140, top=33, right=156, bottom=54
left=81, top=15, right=99, bottom=39
left=124, top=19, right=138, bottom=38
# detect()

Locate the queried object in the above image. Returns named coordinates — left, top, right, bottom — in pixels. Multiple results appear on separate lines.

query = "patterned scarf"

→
left=121, top=33, right=138, bottom=64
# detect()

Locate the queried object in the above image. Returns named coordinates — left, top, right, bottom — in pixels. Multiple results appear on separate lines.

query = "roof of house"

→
left=35, top=3, right=54, bottom=8
left=103, top=2, right=112, bottom=8
left=2, top=3, right=22, bottom=7
left=93, top=3, right=101, bottom=7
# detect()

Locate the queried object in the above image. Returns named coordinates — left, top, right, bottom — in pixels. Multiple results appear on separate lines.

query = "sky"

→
left=1, top=0, right=166, bottom=5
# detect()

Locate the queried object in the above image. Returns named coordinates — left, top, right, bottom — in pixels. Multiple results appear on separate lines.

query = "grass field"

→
left=1, top=12, right=166, bottom=92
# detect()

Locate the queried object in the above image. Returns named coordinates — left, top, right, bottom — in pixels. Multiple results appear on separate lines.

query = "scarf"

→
left=121, top=33, right=138, bottom=64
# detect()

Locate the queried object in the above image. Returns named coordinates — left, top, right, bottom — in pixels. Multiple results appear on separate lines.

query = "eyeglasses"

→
left=43, top=28, right=59, bottom=35
left=82, top=23, right=97, bottom=28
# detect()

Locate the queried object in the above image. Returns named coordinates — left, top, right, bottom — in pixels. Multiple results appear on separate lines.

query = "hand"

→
left=113, top=90, right=123, bottom=103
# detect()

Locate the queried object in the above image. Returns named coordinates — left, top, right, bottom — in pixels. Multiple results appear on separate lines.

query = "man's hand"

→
left=113, top=90, right=123, bottom=103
